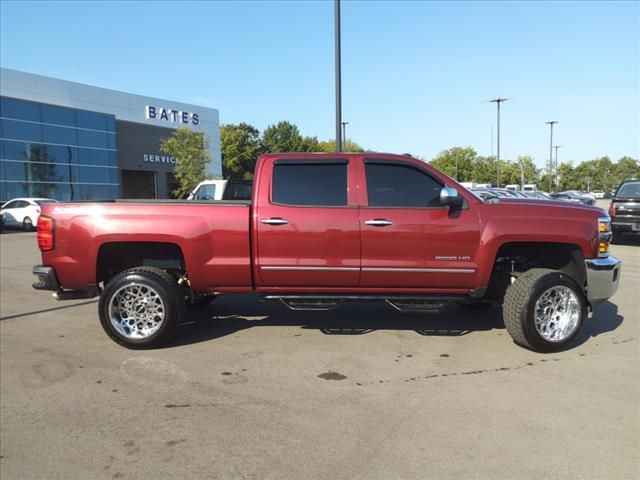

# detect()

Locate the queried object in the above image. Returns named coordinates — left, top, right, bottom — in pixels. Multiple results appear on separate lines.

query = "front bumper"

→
left=585, top=256, right=621, bottom=309
left=32, top=265, right=60, bottom=291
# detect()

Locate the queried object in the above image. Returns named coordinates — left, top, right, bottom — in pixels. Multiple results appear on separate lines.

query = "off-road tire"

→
left=503, top=268, right=586, bottom=352
left=99, top=266, right=186, bottom=349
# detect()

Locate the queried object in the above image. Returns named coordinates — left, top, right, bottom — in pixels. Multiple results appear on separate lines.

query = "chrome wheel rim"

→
left=534, top=285, right=581, bottom=342
left=108, top=283, right=165, bottom=339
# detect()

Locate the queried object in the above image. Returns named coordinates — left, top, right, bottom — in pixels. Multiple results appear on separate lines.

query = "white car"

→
left=0, top=198, right=58, bottom=231
left=591, top=190, right=605, bottom=199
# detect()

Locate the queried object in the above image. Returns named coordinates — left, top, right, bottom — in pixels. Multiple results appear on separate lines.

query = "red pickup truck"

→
left=32, top=153, right=621, bottom=352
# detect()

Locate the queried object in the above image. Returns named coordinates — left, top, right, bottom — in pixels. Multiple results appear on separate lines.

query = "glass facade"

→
left=0, top=96, right=119, bottom=201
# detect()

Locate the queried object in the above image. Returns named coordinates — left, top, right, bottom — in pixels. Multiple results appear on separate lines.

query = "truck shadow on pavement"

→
left=173, top=295, right=623, bottom=350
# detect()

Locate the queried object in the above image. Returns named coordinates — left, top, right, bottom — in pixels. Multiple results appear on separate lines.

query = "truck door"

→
left=358, top=158, right=480, bottom=289
left=255, top=158, right=360, bottom=287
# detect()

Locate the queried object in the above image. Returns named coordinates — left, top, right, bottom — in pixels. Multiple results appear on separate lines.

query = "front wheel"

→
left=502, top=268, right=586, bottom=352
left=99, top=267, right=186, bottom=349
left=23, top=216, right=33, bottom=231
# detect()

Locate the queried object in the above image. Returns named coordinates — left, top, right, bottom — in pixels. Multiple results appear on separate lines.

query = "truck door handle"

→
left=261, top=218, right=289, bottom=225
left=364, top=219, right=393, bottom=226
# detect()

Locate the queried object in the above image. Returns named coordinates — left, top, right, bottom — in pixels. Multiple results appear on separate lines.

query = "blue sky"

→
left=1, top=0, right=638, bottom=167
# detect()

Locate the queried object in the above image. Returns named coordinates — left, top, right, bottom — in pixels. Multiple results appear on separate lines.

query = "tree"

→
left=316, top=139, right=364, bottom=153
left=556, top=161, right=578, bottom=191
left=220, top=123, right=262, bottom=180
left=160, top=128, right=210, bottom=198
left=508, top=156, right=539, bottom=186
left=262, top=121, right=305, bottom=153
left=612, top=156, right=640, bottom=188
left=430, top=147, right=478, bottom=182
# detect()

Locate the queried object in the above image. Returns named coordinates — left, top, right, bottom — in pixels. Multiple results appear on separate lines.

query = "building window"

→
left=0, top=96, right=118, bottom=202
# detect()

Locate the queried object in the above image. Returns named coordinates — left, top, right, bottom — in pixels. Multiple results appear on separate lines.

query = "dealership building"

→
left=0, top=68, right=221, bottom=202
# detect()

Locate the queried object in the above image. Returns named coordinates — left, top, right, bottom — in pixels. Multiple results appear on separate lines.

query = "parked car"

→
left=0, top=198, right=57, bottom=231
left=32, top=153, right=620, bottom=353
left=525, top=191, right=552, bottom=200
left=592, top=190, right=605, bottom=199
left=551, top=191, right=596, bottom=205
left=609, top=179, right=640, bottom=243
left=188, top=179, right=253, bottom=201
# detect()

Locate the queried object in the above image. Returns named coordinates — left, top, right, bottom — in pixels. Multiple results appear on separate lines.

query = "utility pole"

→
left=334, top=0, right=342, bottom=152
left=341, top=121, right=349, bottom=149
left=546, top=121, right=558, bottom=192
left=554, top=145, right=562, bottom=192
left=490, top=98, right=510, bottom=187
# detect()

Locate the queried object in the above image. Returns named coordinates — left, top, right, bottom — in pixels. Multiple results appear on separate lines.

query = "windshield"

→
left=616, top=181, right=640, bottom=198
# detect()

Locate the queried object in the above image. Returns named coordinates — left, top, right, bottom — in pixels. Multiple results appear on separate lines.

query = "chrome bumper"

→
left=585, top=256, right=621, bottom=309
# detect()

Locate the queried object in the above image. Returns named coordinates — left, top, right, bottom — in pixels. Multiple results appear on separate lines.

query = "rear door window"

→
left=272, top=161, right=347, bottom=206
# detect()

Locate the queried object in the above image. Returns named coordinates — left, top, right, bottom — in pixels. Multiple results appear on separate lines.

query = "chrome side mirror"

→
left=440, top=187, right=463, bottom=209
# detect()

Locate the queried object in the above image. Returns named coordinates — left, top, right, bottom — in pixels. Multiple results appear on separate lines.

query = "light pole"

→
left=341, top=121, right=349, bottom=148
left=518, top=158, right=525, bottom=190
left=334, top=0, right=342, bottom=152
left=553, top=145, right=562, bottom=192
left=546, top=121, right=558, bottom=192
left=490, top=98, right=510, bottom=187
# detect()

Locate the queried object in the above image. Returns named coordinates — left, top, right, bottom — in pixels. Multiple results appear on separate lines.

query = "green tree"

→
left=556, top=161, right=578, bottom=191
left=505, top=156, right=539, bottom=186
left=262, top=121, right=305, bottom=153
left=430, top=147, right=478, bottom=182
left=612, top=156, right=640, bottom=188
left=316, top=139, right=364, bottom=153
left=220, top=123, right=262, bottom=180
left=160, top=128, right=210, bottom=198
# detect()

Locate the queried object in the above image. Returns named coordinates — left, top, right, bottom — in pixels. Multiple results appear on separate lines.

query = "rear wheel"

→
left=503, top=268, right=586, bottom=352
left=99, top=267, right=186, bottom=349
left=23, top=216, right=33, bottom=231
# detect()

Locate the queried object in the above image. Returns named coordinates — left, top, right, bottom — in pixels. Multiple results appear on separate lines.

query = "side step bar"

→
left=262, top=295, right=465, bottom=313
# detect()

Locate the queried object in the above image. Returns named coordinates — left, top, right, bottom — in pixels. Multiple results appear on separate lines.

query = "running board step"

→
left=262, top=295, right=454, bottom=313
left=385, top=299, right=447, bottom=313
left=278, top=299, right=340, bottom=311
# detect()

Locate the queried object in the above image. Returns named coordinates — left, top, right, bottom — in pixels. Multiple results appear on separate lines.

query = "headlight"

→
left=598, top=216, right=611, bottom=257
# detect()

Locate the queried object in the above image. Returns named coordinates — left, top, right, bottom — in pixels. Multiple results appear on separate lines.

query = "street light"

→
left=546, top=121, right=558, bottom=192
left=518, top=158, right=525, bottom=190
left=334, top=0, right=342, bottom=152
left=341, top=121, right=349, bottom=149
left=490, top=98, right=510, bottom=187
left=554, top=145, right=562, bottom=192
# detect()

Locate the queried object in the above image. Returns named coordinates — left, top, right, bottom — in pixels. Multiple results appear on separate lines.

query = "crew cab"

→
left=32, top=153, right=621, bottom=352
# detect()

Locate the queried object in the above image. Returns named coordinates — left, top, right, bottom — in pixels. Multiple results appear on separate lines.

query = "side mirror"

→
left=440, top=187, right=463, bottom=209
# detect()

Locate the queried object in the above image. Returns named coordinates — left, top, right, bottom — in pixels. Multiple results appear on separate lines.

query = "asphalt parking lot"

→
left=1, top=229, right=638, bottom=480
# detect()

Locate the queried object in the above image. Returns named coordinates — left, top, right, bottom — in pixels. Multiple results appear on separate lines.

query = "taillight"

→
left=608, top=202, right=616, bottom=216
left=37, top=216, right=55, bottom=251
